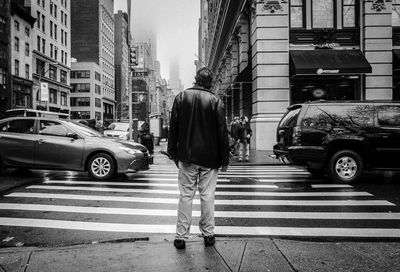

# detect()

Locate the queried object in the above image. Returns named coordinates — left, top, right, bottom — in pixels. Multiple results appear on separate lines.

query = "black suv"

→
left=273, top=101, right=400, bottom=183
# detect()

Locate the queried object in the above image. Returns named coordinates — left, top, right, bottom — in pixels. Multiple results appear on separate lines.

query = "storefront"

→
left=289, top=50, right=372, bottom=104
left=12, top=76, right=33, bottom=109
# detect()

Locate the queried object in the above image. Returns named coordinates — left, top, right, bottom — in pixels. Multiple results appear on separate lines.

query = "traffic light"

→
left=130, top=46, right=138, bottom=72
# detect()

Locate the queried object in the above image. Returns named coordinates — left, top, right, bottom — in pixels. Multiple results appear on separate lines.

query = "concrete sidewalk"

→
left=1, top=237, right=399, bottom=272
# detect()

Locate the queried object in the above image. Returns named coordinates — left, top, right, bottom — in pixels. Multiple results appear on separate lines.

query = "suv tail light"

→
left=292, top=126, right=302, bottom=145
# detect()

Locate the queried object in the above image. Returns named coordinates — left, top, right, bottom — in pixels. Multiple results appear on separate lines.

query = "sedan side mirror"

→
left=67, top=132, right=79, bottom=139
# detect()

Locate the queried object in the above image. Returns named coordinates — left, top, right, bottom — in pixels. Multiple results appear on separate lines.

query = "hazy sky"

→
left=114, top=0, right=200, bottom=89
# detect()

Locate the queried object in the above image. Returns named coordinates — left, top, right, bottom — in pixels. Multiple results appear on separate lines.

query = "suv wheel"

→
left=88, top=153, right=115, bottom=180
left=306, top=166, right=325, bottom=177
left=328, top=150, right=363, bottom=183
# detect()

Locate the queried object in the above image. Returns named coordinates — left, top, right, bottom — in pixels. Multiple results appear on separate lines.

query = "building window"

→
left=71, top=83, right=90, bottom=93
left=36, top=59, right=45, bottom=76
left=393, top=0, right=400, bottom=26
left=0, top=43, right=6, bottom=60
left=25, top=64, right=29, bottom=79
left=49, top=65, right=57, bottom=81
left=14, top=60, right=20, bottom=77
left=61, top=92, right=67, bottom=106
left=50, top=21, right=53, bottom=37
left=14, top=20, right=20, bottom=31
left=50, top=43, right=53, bottom=58
left=0, top=0, right=5, bottom=8
left=49, top=89, right=58, bottom=104
left=25, top=27, right=30, bottom=37
left=41, top=0, right=44, bottom=8
left=71, top=70, right=90, bottom=78
left=343, top=0, right=356, bottom=28
left=41, top=14, right=45, bottom=32
left=36, top=11, right=40, bottom=29
left=54, top=5, right=57, bottom=18
left=0, top=16, right=6, bottom=33
left=64, top=52, right=67, bottom=65
left=71, top=97, right=90, bottom=107
left=64, top=14, right=67, bottom=27
left=95, top=72, right=101, bottom=81
left=37, top=36, right=40, bottom=51
left=290, top=0, right=304, bottom=28
left=71, top=111, right=90, bottom=119
left=95, top=84, right=101, bottom=94
left=25, top=43, right=29, bottom=56
left=61, top=29, right=64, bottom=44
left=0, top=67, right=6, bottom=84
left=50, top=1, right=53, bottom=15
left=54, top=46, right=58, bottom=60
left=312, top=0, right=334, bottom=28
left=61, top=49, right=64, bottom=63
left=42, top=38, right=45, bottom=53
left=14, top=37, right=19, bottom=52
left=64, top=31, right=67, bottom=46
left=54, top=24, right=57, bottom=40
left=60, top=70, right=67, bottom=84
left=95, top=98, right=101, bottom=108
left=61, top=10, right=64, bottom=24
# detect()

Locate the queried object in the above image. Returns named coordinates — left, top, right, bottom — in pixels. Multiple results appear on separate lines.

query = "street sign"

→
left=40, top=83, right=49, bottom=102
left=132, top=71, right=148, bottom=77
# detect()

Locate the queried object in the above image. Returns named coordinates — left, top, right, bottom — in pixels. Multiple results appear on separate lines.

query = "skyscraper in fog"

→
left=169, top=59, right=183, bottom=96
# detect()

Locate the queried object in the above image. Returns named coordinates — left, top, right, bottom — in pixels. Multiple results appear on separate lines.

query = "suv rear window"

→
left=377, top=105, right=400, bottom=127
left=279, top=107, right=301, bottom=128
left=302, top=105, right=374, bottom=128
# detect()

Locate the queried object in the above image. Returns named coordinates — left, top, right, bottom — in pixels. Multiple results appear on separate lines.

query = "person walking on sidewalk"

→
left=168, top=67, right=230, bottom=250
left=237, top=116, right=252, bottom=162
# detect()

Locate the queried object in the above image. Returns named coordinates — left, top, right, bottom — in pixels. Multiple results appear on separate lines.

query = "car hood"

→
left=87, top=137, right=148, bottom=152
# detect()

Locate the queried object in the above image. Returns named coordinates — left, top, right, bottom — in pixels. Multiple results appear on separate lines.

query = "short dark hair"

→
left=195, top=67, right=213, bottom=89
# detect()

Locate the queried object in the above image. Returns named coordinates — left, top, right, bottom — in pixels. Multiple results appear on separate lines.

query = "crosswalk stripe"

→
left=1, top=203, right=399, bottom=220
left=130, top=177, right=317, bottom=183
left=43, top=180, right=278, bottom=189
left=0, top=217, right=399, bottom=238
left=147, top=169, right=306, bottom=173
left=6, top=192, right=394, bottom=206
left=26, top=185, right=372, bottom=197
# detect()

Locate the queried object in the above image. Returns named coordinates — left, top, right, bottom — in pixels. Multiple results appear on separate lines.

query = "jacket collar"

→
left=190, top=85, right=214, bottom=94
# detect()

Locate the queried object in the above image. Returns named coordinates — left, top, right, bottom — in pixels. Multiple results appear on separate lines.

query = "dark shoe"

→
left=204, top=235, right=215, bottom=247
left=174, top=239, right=185, bottom=249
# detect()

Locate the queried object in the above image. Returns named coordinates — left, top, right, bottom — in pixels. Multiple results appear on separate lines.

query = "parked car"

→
left=103, top=122, right=130, bottom=140
left=273, top=101, right=400, bottom=183
left=0, top=117, right=151, bottom=180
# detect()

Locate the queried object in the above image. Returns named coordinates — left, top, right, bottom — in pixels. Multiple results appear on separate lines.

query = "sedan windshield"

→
left=66, top=121, right=104, bottom=137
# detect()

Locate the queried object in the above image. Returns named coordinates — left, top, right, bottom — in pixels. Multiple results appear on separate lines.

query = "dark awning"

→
left=393, top=50, right=400, bottom=71
left=289, top=50, right=372, bottom=77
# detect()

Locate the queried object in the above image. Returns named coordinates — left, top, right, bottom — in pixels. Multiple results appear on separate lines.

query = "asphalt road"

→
left=0, top=156, right=400, bottom=248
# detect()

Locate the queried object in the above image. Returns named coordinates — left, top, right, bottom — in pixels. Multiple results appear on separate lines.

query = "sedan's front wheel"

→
left=88, top=153, right=115, bottom=180
left=328, top=150, right=363, bottom=184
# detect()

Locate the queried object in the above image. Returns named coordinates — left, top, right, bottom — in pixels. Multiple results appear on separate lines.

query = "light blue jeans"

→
left=239, top=142, right=250, bottom=160
left=176, top=161, right=218, bottom=239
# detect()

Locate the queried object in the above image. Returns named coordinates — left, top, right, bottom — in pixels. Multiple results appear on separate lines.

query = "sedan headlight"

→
left=118, top=147, right=140, bottom=155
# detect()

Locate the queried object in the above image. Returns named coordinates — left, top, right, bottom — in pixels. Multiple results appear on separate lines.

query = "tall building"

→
left=71, top=0, right=115, bottom=122
left=0, top=0, right=11, bottom=113
left=196, top=0, right=208, bottom=71
left=204, top=0, right=397, bottom=150
left=169, top=59, right=183, bottom=96
left=13, top=0, right=72, bottom=115
left=10, top=3, right=36, bottom=109
left=114, top=10, right=130, bottom=121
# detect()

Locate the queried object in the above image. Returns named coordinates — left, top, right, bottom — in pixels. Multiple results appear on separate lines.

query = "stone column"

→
left=238, top=13, right=250, bottom=73
left=363, top=0, right=392, bottom=100
left=250, top=0, right=290, bottom=150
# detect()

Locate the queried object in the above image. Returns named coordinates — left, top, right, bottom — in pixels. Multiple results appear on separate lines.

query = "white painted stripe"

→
left=43, top=180, right=278, bottom=189
left=27, top=185, right=372, bottom=197
left=131, top=177, right=316, bottom=183
left=140, top=173, right=311, bottom=177
left=6, top=193, right=394, bottom=206
left=147, top=169, right=306, bottom=173
left=312, top=184, right=353, bottom=189
left=1, top=203, right=399, bottom=220
left=0, top=218, right=399, bottom=237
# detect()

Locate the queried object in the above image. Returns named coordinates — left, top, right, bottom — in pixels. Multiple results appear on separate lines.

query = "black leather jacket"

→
left=167, top=87, right=230, bottom=169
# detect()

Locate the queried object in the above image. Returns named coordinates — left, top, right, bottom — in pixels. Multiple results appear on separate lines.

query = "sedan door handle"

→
left=36, top=139, right=44, bottom=144
left=377, top=133, right=390, bottom=138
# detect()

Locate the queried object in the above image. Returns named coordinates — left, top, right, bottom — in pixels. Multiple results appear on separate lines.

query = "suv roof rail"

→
left=287, top=104, right=303, bottom=110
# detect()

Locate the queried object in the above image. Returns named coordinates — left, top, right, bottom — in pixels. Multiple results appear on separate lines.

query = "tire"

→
left=328, top=150, right=363, bottom=183
left=306, top=166, right=325, bottom=177
left=87, top=153, right=116, bottom=180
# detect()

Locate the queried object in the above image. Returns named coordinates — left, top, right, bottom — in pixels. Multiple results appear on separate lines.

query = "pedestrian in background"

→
left=168, top=67, right=230, bottom=250
left=237, top=116, right=252, bottom=162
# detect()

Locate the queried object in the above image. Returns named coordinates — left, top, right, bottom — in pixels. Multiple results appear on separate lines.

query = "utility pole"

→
left=127, top=0, right=133, bottom=140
